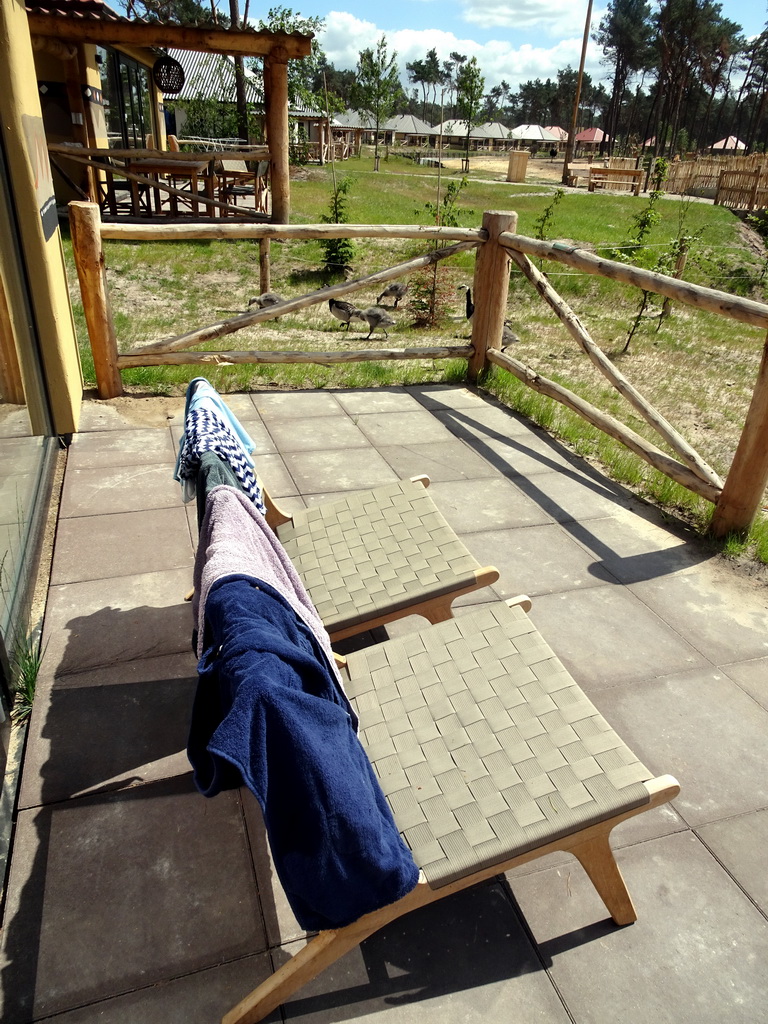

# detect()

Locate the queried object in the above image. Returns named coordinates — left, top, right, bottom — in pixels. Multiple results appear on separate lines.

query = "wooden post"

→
left=710, top=331, right=768, bottom=537
left=264, top=46, right=290, bottom=224
left=259, top=237, right=271, bottom=294
left=68, top=201, right=123, bottom=398
left=0, top=273, right=25, bottom=405
left=467, top=211, right=517, bottom=382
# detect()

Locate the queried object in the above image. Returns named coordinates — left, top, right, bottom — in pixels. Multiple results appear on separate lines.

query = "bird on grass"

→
left=361, top=306, right=396, bottom=339
left=458, top=285, right=520, bottom=346
left=376, top=282, right=409, bottom=307
left=248, top=292, right=284, bottom=309
left=329, top=297, right=365, bottom=330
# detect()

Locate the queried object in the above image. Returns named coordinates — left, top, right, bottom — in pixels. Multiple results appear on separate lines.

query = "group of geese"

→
left=247, top=280, right=519, bottom=345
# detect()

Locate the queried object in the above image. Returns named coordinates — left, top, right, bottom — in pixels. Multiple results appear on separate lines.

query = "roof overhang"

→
left=26, top=13, right=313, bottom=60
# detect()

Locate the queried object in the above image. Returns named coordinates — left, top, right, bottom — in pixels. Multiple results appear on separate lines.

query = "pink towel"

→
left=193, top=486, right=340, bottom=683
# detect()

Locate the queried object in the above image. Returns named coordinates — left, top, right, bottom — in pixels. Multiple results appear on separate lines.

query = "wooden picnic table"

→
left=126, top=156, right=213, bottom=217
left=588, top=166, right=643, bottom=195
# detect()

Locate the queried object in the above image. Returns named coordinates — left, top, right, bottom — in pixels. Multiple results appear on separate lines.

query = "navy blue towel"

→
left=187, top=575, right=419, bottom=931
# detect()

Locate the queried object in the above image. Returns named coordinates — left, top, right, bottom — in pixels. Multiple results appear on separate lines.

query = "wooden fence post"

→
left=467, top=210, right=517, bottom=382
left=259, top=237, right=271, bottom=294
left=68, top=201, right=123, bottom=399
left=710, top=330, right=768, bottom=537
left=264, top=46, right=290, bottom=225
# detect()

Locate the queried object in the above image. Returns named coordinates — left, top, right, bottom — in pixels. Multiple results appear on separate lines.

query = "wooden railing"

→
left=68, top=201, right=768, bottom=538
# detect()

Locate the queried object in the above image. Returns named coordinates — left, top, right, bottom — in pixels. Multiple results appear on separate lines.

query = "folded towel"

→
left=188, top=576, right=419, bottom=931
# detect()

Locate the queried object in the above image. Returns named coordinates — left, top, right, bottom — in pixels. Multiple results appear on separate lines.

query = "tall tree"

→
left=256, top=7, right=332, bottom=113
left=595, top=0, right=653, bottom=154
left=456, top=56, right=484, bottom=168
left=352, top=36, right=402, bottom=170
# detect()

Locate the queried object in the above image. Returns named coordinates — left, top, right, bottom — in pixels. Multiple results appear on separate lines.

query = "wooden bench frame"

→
left=222, top=598, right=679, bottom=1024
left=588, top=167, right=643, bottom=195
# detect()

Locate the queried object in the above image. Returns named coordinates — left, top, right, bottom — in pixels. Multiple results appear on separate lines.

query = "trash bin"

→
left=506, top=151, right=529, bottom=182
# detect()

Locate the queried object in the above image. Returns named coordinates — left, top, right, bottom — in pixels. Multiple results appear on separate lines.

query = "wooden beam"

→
left=116, top=346, right=473, bottom=367
left=99, top=222, right=484, bottom=241
left=467, top=210, right=516, bottom=380
left=264, top=46, right=290, bottom=224
left=27, top=14, right=312, bottom=60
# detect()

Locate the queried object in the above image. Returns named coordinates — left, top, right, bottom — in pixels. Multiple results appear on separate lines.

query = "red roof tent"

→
left=574, top=127, right=609, bottom=143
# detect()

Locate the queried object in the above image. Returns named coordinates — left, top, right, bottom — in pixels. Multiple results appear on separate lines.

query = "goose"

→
left=376, top=282, right=409, bottom=307
left=248, top=292, right=284, bottom=308
left=329, top=298, right=365, bottom=330
left=458, top=285, right=519, bottom=345
left=361, top=306, right=396, bottom=339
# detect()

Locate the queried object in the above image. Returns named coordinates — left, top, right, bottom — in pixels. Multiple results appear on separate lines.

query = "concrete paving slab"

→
left=528, top=587, right=707, bottom=691
left=50, top=506, right=194, bottom=585
left=433, top=403, right=539, bottom=441
left=426, top=477, right=553, bottom=533
left=333, top=387, right=416, bottom=414
left=509, top=467, right=634, bottom=523
left=722, top=656, right=768, bottom=710
left=43, top=953, right=279, bottom=1024
left=19, top=652, right=198, bottom=810
left=282, top=449, right=399, bottom=494
left=594, top=666, right=768, bottom=826
left=630, top=568, right=768, bottom=665
left=0, top=779, right=265, bottom=1023
left=258, top=452, right=298, bottom=498
left=478, top=433, right=587, bottom=478
left=460, top=524, right=616, bottom=598
left=253, top=390, right=343, bottom=419
left=266, top=415, right=371, bottom=453
left=278, top=881, right=569, bottom=1024
left=355, top=411, right=454, bottom=447
left=77, top=397, right=182, bottom=431
left=60, top=463, right=183, bottom=517
left=377, top=440, right=500, bottom=482
left=411, top=385, right=492, bottom=411
left=67, top=428, right=176, bottom=469
left=510, top=832, right=768, bottom=1024
left=697, top=808, right=768, bottom=914
left=41, top=568, right=194, bottom=678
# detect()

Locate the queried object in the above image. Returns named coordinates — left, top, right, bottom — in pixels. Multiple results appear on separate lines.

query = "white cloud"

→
left=460, top=0, right=602, bottom=35
left=319, top=11, right=607, bottom=92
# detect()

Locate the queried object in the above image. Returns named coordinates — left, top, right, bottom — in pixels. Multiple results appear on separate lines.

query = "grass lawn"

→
left=61, top=152, right=768, bottom=557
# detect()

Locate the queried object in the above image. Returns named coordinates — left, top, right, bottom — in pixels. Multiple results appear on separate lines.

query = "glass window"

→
left=97, top=46, right=155, bottom=148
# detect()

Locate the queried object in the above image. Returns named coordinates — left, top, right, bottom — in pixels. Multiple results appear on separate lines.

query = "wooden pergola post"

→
left=69, top=201, right=123, bottom=399
left=264, top=46, right=290, bottom=225
left=467, top=210, right=517, bottom=382
left=710, top=331, right=768, bottom=537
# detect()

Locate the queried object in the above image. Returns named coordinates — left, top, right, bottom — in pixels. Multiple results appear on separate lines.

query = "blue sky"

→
left=315, top=0, right=767, bottom=94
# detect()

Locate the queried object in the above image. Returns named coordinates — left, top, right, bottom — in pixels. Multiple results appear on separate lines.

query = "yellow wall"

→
left=1, top=0, right=83, bottom=434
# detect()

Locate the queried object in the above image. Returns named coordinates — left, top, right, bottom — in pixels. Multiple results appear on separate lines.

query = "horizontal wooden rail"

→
left=48, top=143, right=270, bottom=163
left=117, top=345, right=473, bottom=367
left=100, top=222, right=488, bottom=242
left=499, top=233, right=768, bottom=330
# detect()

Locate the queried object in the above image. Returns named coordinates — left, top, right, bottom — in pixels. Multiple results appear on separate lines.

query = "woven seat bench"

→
left=263, top=476, right=500, bottom=642
left=223, top=600, right=679, bottom=1024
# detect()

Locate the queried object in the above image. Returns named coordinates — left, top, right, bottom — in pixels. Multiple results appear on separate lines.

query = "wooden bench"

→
left=222, top=599, right=680, bottom=1024
left=588, top=166, right=643, bottom=195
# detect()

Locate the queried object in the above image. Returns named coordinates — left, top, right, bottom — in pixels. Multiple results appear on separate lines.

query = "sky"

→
left=313, top=0, right=767, bottom=97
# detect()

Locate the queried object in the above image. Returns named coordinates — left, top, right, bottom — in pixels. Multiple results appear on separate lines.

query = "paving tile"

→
left=528, top=587, right=706, bottom=691
left=411, top=384, right=491, bottom=411
left=562, top=505, right=717, bottom=585
left=697, top=808, right=768, bottom=914
left=266, top=415, right=370, bottom=453
left=0, top=778, right=265, bottom=1023
left=333, top=387, right=416, bottom=414
left=51, top=507, right=194, bottom=585
left=434, top=403, right=538, bottom=442
left=478, top=433, right=585, bottom=478
left=252, top=390, right=344, bottom=419
left=630, top=569, right=768, bottom=665
left=508, top=467, right=634, bottom=523
left=44, top=953, right=279, bottom=1024
left=279, top=881, right=569, bottom=1024
left=258, top=452, right=298, bottom=497
left=377, top=440, right=499, bottom=482
left=67, top=428, right=176, bottom=469
left=19, top=652, right=198, bottom=809
left=426, top=477, right=554, bottom=533
left=461, top=524, right=615, bottom=598
left=722, top=656, right=768, bottom=709
left=595, top=666, right=768, bottom=826
left=510, top=832, right=768, bottom=1024
left=78, top=397, right=182, bottom=431
left=282, top=449, right=399, bottom=494
left=60, top=463, right=183, bottom=517
left=41, top=568, right=194, bottom=677
left=354, top=411, right=452, bottom=447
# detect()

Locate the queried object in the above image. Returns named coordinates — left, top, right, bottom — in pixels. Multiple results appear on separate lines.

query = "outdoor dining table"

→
left=125, top=156, right=215, bottom=217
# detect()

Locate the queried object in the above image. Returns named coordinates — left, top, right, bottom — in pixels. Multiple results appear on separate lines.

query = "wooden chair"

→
left=217, top=158, right=269, bottom=214
left=223, top=599, right=680, bottom=1024
left=262, top=476, right=500, bottom=642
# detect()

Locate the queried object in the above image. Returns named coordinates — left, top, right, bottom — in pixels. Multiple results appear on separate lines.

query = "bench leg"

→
left=569, top=832, right=637, bottom=925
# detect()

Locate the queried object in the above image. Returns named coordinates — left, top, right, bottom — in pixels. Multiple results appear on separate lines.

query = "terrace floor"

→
left=1, top=383, right=767, bottom=1024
